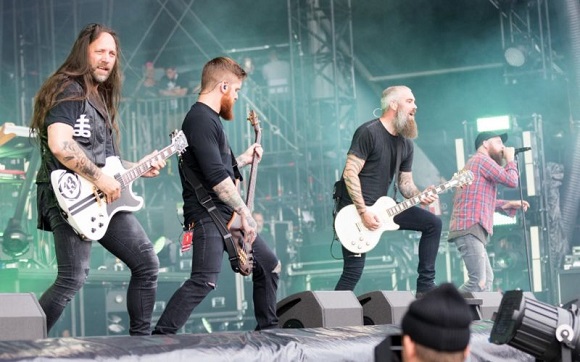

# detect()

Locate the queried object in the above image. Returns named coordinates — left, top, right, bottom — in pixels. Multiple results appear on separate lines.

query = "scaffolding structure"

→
left=490, top=0, right=563, bottom=84
left=0, top=0, right=358, bottom=261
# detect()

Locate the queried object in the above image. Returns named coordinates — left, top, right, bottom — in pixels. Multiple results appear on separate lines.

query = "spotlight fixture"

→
left=2, top=218, right=32, bottom=258
left=504, top=46, right=528, bottom=67
left=490, top=290, right=580, bottom=362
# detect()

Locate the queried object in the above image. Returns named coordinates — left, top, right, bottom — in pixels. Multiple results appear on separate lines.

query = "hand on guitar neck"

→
left=237, top=143, right=262, bottom=167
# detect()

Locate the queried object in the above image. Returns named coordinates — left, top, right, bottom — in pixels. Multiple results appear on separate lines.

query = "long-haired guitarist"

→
left=153, top=57, right=280, bottom=334
left=333, top=86, right=442, bottom=297
left=30, top=24, right=166, bottom=336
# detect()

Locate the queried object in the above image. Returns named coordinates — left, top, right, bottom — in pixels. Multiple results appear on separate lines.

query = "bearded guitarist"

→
left=153, top=57, right=280, bottom=335
left=333, top=86, right=442, bottom=298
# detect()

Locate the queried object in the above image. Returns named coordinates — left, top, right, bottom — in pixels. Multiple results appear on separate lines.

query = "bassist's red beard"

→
left=219, top=93, right=235, bottom=120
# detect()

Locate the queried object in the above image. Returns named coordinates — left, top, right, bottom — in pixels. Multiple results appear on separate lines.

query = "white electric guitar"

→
left=334, top=170, right=474, bottom=254
left=51, top=130, right=188, bottom=240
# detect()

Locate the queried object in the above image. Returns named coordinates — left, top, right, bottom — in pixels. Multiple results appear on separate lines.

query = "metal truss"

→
left=288, top=0, right=357, bottom=230
left=490, top=0, right=564, bottom=84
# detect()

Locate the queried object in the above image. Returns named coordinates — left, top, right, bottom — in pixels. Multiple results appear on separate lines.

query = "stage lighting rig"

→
left=490, top=290, right=580, bottom=362
left=2, top=217, right=32, bottom=258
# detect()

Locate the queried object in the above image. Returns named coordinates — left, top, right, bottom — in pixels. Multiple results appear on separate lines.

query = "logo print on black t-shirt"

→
left=73, top=114, right=91, bottom=138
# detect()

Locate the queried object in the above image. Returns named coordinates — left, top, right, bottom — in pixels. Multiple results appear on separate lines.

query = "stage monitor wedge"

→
left=276, top=291, right=363, bottom=328
left=358, top=290, right=415, bottom=325
left=0, top=293, right=47, bottom=341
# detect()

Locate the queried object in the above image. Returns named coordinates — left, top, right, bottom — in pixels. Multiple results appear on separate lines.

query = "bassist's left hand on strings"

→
left=239, top=143, right=262, bottom=167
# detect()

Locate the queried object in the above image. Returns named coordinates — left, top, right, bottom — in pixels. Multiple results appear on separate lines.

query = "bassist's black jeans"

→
left=334, top=206, right=442, bottom=293
left=153, top=217, right=280, bottom=334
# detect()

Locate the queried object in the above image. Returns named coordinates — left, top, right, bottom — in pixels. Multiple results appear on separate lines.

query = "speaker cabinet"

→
left=0, top=293, right=47, bottom=341
left=558, top=269, right=580, bottom=305
left=357, top=291, right=415, bottom=325
left=463, top=291, right=536, bottom=320
left=462, top=291, right=504, bottom=320
left=276, top=291, right=363, bottom=328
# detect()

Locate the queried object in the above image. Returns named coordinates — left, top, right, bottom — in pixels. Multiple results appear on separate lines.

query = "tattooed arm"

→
left=47, top=122, right=122, bottom=202
left=399, top=171, right=438, bottom=205
left=398, top=171, right=421, bottom=199
left=343, top=154, right=382, bottom=230
left=212, top=177, right=258, bottom=243
left=343, top=154, right=367, bottom=215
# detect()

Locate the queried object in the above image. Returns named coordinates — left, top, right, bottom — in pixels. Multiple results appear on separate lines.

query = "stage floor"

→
left=0, top=321, right=534, bottom=362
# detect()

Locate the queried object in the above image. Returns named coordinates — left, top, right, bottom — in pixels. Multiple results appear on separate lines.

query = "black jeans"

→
left=39, top=209, right=159, bottom=335
left=153, top=217, right=280, bottom=334
left=335, top=206, right=442, bottom=293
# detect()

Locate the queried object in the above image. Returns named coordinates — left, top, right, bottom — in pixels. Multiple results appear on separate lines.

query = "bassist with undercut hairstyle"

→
left=333, top=86, right=442, bottom=298
left=153, top=57, right=280, bottom=334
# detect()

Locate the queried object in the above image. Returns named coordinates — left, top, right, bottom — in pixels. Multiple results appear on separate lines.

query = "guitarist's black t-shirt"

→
left=336, top=118, right=414, bottom=210
left=180, top=102, right=236, bottom=225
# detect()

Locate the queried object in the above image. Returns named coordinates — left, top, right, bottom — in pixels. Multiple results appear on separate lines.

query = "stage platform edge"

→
left=0, top=321, right=533, bottom=362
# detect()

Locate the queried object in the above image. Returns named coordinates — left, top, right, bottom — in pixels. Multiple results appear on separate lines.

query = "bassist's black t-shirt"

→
left=180, top=102, right=236, bottom=225
left=336, top=119, right=414, bottom=210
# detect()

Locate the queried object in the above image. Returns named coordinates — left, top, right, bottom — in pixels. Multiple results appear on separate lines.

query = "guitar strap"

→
left=178, top=154, right=241, bottom=269
left=391, top=138, right=404, bottom=202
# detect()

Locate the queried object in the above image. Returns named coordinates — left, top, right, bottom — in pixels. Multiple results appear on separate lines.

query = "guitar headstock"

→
left=451, top=169, right=474, bottom=188
left=247, top=110, right=261, bottom=134
left=170, top=130, right=189, bottom=154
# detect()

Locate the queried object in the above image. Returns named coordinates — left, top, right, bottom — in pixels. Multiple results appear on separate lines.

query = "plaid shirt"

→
left=449, top=152, right=519, bottom=236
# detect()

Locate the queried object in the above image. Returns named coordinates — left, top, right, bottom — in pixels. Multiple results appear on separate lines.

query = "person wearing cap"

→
left=448, top=131, right=529, bottom=292
left=401, top=283, right=472, bottom=362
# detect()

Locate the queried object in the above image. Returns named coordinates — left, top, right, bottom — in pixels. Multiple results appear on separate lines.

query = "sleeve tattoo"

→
left=343, top=154, right=366, bottom=214
left=213, top=178, right=255, bottom=227
left=398, top=171, right=421, bottom=199
left=60, top=140, right=103, bottom=181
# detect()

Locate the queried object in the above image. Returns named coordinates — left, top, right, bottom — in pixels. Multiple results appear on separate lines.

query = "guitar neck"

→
left=386, top=181, right=453, bottom=217
left=245, top=132, right=261, bottom=211
left=119, top=143, right=178, bottom=188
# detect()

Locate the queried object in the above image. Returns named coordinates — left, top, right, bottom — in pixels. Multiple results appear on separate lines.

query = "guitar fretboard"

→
left=386, top=182, right=455, bottom=217
left=118, top=145, right=177, bottom=189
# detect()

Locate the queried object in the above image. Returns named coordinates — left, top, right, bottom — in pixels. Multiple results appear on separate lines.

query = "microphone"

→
left=514, top=147, right=532, bottom=155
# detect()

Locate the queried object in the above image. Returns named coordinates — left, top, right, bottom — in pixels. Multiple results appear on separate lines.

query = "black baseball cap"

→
left=474, top=131, right=508, bottom=150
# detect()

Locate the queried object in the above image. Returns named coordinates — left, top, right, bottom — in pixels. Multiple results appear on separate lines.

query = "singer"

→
left=447, top=131, right=530, bottom=292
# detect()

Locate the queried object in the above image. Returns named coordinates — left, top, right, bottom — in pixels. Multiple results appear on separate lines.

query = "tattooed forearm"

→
left=343, top=154, right=367, bottom=214
left=399, top=171, right=420, bottom=199
left=60, top=140, right=102, bottom=181
left=213, top=178, right=251, bottom=217
left=235, top=156, right=248, bottom=168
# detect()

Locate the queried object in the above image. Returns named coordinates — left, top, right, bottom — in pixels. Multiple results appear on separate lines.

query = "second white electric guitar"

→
left=334, top=170, right=473, bottom=254
left=51, top=130, right=188, bottom=240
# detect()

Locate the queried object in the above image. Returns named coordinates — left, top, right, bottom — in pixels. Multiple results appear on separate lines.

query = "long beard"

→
left=394, top=109, right=418, bottom=139
left=219, top=93, right=234, bottom=120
